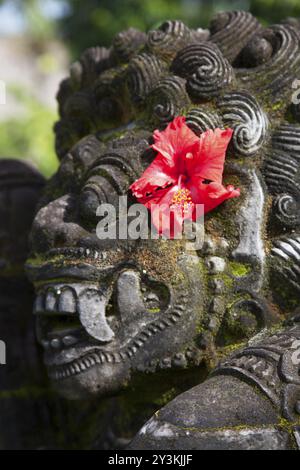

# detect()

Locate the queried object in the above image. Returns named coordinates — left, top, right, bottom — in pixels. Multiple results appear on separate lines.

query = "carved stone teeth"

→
left=126, top=350, right=133, bottom=358
left=172, top=353, right=187, bottom=368
left=169, top=316, right=178, bottom=324
left=148, top=326, right=158, bottom=334
left=171, top=311, right=182, bottom=318
left=157, top=322, right=166, bottom=330
left=174, top=304, right=185, bottom=311
left=45, top=289, right=57, bottom=312
left=90, top=353, right=102, bottom=364
left=58, top=288, right=77, bottom=314
left=129, top=346, right=138, bottom=354
left=41, top=339, right=50, bottom=349
left=119, top=352, right=127, bottom=361
left=64, top=367, right=72, bottom=378
left=140, top=331, right=151, bottom=339
left=62, top=335, right=78, bottom=347
left=103, top=353, right=114, bottom=363
left=75, top=364, right=82, bottom=374
left=34, top=294, right=44, bottom=314
left=99, top=352, right=106, bottom=363
left=162, top=358, right=171, bottom=365
left=111, top=353, right=120, bottom=363
left=80, top=358, right=90, bottom=369
left=133, top=340, right=144, bottom=348
left=50, top=338, right=62, bottom=350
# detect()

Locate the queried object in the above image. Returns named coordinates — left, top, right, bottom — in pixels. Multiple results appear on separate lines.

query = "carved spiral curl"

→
left=127, top=53, right=167, bottom=104
left=264, top=125, right=300, bottom=227
left=235, top=36, right=273, bottom=68
left=291, top=102, right=300, bottom=123
left=62, top=91, right=95, bottom=123
left=236, top=24, right=300, bottom=98
left=218, top=92, right=268, bottom=156
left=147, top=20, right=192, bottom=60
left=272, top=125, right=300, bottom=162
left=274, top=194, right=300, bottom=226
left=271, top=236, right=300, bottom=291
left=172, top=42, right=234, bottom=100
left=186, top=108, right=222, bottom=136
left=77, top=47, right=112, bottom=87
left=148, top=76, right=190, bottom=124
left=54, top=119, right=89, bottom=161
left=112, top=28, right=147, bottom=62
left=56, top=78, right=74, bottom=117
left=210, top=11, right=261, bottom=63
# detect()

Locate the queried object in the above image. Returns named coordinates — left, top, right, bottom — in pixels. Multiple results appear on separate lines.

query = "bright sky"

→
left=0, top=0, right=68, bottom=35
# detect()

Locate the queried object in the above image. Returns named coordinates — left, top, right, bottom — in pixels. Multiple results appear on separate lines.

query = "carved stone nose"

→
left=31, top=194, right=89, bottom=253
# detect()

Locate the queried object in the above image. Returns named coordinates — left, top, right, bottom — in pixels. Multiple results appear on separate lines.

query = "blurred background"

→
left=0, top=0, right=299, bottom=178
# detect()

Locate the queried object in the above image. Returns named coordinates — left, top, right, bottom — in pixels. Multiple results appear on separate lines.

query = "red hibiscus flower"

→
left=130, top=116, right=240, bottom=237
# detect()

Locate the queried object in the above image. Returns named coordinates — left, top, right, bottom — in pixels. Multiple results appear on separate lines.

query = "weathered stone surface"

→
left=130, top=320, right=300, bottom=449
left=2, top=9, right=300, bottom=449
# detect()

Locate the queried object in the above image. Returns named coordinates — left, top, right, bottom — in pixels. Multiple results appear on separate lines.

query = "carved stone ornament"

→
left=2, top=10, right=300, bottom=450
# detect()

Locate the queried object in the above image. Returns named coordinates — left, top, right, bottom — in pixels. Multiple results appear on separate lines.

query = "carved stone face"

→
left=26, top=13, right=300, bottom=399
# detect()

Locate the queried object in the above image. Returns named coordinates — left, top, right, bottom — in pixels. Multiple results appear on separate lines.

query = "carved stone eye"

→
left=79, top=173, right=120, bottom=225
left=79, top=185, right=104, bottom=224
left=274, top=193, right=300, bottom=227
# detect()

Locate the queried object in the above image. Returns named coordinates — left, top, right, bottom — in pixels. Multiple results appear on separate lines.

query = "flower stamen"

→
left=171, top=188, right=194, bottom=213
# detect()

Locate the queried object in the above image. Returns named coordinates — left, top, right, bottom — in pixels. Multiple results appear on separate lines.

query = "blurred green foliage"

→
left=58, top=0, right=300, bottom=56
left=0, top=87, right=58, bottom=177
left=61, top=0, right=249, bottom=56
left=1, top=0, right=300, bottom=178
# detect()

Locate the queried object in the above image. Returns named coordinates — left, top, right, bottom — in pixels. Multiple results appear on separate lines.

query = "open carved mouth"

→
left=34, top=280, right=122, bottom=380
left=28, top=249, right=182, bottom=382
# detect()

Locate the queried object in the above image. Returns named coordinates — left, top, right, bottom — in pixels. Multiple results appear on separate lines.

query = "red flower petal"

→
left=187, top=177, right=240, bottom=214
left=130, top=153, right=177, bottom=201
left=152, top=116, right=199, bottom=167
left=186, top=128, right=233, bottom=184
left=130, top=115, right=239, bottom=239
